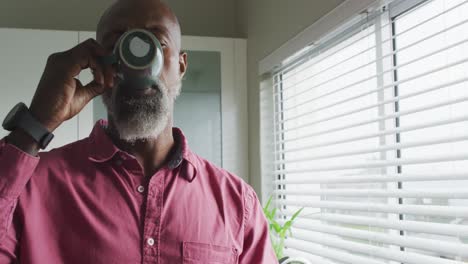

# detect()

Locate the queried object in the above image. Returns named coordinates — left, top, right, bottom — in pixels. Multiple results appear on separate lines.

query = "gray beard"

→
left=102, top=81, right=176, bottom=143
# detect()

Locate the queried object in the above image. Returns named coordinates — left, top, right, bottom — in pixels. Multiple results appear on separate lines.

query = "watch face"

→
left=2, top=103, right=27, bottom=131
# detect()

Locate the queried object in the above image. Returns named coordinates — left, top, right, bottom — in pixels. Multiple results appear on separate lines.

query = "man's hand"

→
left=6, top=39, right=114, bottom=155
left=29, top=38, right=114, bottom=132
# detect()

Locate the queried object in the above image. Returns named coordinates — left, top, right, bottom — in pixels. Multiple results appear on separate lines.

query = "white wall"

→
left=0, top=29, right=85, bottom=150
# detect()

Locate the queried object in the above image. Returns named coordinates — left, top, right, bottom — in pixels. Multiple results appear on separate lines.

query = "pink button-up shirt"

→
left=0, top=120, right=277, bottom=264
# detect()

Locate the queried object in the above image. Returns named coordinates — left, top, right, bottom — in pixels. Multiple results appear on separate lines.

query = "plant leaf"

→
left=290, top=207, right=304, bottom=222
left=283, top=220, right=292, bottom=231
left=265, top=195, right=273, bottom=211
left=271, top=207, right=277, bottom=218
left=272, top=221, right=282, bottom=233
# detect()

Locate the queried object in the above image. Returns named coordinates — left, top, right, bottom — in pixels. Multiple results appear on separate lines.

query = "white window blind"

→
left=261, top=0, right=468, bottom=263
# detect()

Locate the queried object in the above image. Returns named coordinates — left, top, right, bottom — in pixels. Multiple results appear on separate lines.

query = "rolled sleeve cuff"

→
left=0, top=139, right=40, bottom=198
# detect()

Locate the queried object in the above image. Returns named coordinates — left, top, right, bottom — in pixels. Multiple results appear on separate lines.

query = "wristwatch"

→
left=2, top=102, right=54, bottom=149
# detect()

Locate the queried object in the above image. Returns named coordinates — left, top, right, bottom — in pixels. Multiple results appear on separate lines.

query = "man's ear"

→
left=179, top=51, right=188, bottom=78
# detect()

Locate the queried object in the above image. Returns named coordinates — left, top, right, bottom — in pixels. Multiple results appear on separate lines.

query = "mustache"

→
left=117, top=75, right=160, bottom=90
left=114, top=78, right=167, bottom=98
left=102, top=78, right=167, bottom=114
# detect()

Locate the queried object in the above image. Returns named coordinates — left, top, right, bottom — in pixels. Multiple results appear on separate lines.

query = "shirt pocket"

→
left=182, top=241, right=238, bottom=264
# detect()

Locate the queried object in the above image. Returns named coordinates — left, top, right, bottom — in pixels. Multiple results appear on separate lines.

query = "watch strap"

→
left=16, top=106, right=54, bottom=149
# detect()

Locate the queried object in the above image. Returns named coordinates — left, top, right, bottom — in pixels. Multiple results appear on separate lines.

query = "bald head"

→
left=97, top=0, right=182, bottom=51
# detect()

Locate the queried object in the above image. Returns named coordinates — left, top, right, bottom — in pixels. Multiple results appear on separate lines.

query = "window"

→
left=262, top=0, right=468, bottom=263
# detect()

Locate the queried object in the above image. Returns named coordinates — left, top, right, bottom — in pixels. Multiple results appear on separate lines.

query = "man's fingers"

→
left=68, top=38, right=114, bottom=87
left=79, top=38, right=108, bottom=57
left=75, top=79, right=109, bottom=105
left=104, top=64, right=115, bottom=88
left=68, top=39, right=115, bottom=109
left=86, top=55, right=105, bottom=86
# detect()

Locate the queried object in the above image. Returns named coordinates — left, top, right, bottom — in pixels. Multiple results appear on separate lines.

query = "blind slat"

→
left=277, top=16, right=468, bottom=104
left=279, top=88, right=468, bottom=135
left=285, top=238, right=386, bottom=264
left=274, top=172, right=468, bottom=184
left=283, top=248, right=338, bottom=264
left=279, top=74, right=468, bottom=127
left=276, top=135, right=468, bottom=164
left=288, top=232, right=466, bottom=264
left=278, top=30, right=468, bottom=108
left=274, top=188, right=468, bottom=198
left=276, top=199, right=468, bottom=217
left=275, top=114, right=468, bottom=152
left=280, top=213, right=468, bottom=237
left=284, top=238, right=386, bottom=264
left=287, top=223, right=468, bottom=257
left=275, top=153, right=468, bottom=174
left=277, top=95, right=468, bottom=142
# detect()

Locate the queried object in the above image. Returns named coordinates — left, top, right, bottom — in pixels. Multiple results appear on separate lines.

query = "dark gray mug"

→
left=100, top=28, right=164, bottom=89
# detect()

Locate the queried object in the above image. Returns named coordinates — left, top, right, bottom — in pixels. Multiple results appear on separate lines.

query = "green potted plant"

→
left=263, top=196, right=309, bottom=264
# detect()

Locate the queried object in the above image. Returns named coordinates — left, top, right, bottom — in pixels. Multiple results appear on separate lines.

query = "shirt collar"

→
left=87, top=119, right=198, bottom=182
left=87, top=120, right=120, bottom=163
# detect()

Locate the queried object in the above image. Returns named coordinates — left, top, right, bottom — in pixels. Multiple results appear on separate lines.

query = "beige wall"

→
left=241, top=0, right=344, bottom=196
left=0, top=0, right=239, bottom=38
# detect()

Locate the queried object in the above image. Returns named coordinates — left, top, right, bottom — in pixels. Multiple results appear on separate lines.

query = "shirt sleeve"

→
left=239, top=185, right=278, bottom=264
left=0, top=138, right=40, bottom=261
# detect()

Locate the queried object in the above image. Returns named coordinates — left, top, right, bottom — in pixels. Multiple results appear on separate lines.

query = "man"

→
left=0, top=0, right=277, bottom=263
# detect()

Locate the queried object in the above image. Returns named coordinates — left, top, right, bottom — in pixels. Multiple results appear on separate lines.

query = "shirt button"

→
left=147, top=238, right=155, bottom=246
left=137, top=185, right=145, bottom=193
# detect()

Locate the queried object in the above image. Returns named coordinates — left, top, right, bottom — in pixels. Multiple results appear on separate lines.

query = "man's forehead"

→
left=97, top=0, right=180, bottom=44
